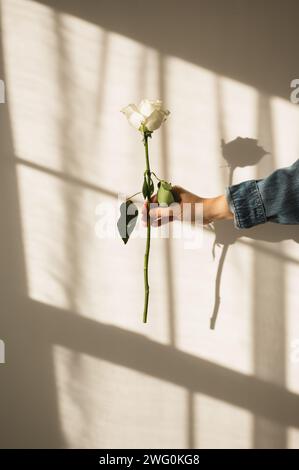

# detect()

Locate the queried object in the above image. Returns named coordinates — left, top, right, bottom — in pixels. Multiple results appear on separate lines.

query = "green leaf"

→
left=149, top=177, right=154, bottom=196
left=142, top=176, right=149, bottom=199
left=157, top=180, right=175, bottom=206
left=142, top=174, right=155, bottom=199
left=117, top=200, right=138, bottom=244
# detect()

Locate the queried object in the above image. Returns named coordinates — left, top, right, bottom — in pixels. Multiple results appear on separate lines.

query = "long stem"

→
left=143, top=132, right=151, bottom=323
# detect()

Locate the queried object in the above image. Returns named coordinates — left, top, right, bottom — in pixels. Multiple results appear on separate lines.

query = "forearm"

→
left=203, top=195, right=234, bottom=224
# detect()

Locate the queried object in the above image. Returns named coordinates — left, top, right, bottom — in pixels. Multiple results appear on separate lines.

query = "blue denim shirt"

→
left=226, top=159, right=299, bottom=229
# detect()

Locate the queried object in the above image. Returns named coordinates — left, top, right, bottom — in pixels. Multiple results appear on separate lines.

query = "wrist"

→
left=204, top=195, right=233, bottom=224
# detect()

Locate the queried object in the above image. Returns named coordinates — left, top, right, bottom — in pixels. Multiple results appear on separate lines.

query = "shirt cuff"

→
left=226, top=180, right=267, bottom=229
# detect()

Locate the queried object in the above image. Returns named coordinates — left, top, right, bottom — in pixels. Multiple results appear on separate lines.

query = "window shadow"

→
left=211, top=136, right=268, bottom=329
left=210, top=97, right=293, bottom=447
left=25, top=297, right=299, bottom=431
left=1, top=0, right=298, bottom=449
left=158, top=52, right=196, bottom=448
left=252, top=92, right=286, bottom=448
left=0, top=6, right=64, bottom=447
left=35, top=0, right=299, bottom=101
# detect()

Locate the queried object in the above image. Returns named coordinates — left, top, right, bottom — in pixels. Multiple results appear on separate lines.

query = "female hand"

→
left=142, top=185, right=233, bottom=227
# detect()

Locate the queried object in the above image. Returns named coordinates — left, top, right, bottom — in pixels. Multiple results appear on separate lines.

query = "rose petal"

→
left=122, top=100, right=170, bottom=131
left=121, top=104, right=144, bottom=130
left=145, top=109, right=169, bottom=131
left=121, top=103, right=139, bottom=117
left=128, top=111, right=144, bottom=130
left=138, top=99, right=156, bottom=117
left=152, top=99, right=163, bottom=110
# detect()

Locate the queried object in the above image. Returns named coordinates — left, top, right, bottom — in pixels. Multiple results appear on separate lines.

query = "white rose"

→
left=121, top=99, right=170, bottom=132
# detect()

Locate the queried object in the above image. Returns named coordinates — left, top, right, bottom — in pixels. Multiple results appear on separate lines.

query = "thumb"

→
left=149, top=202, right=180, bottom=222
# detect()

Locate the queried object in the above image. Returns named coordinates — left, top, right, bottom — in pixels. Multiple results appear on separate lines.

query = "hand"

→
left=142, top=185, right=233, bottom=227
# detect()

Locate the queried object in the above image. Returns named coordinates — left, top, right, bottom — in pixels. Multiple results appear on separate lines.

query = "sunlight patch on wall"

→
left=163, top=56, right=258, bottom=374
left=271, top=96, right=299, bottom=169
left=287, top=427, right=299, bottom=449
left=285, top=264, right=299, bottom=395
left=15, top=160, right=173, bottom=345
left=271, top=96, right=299, bottom=399
left=1, top=0, right=107, bottom=176
left=16, top=163, right=83, bottom=312
left=195, top=394, right=252, bottom=448
left=162, top=59, right=258, bottom=195
left=219, top=77, right=258, bottom=139
left=171, top=232, right=254, bottom=375
left=3, top=0, right=299, bottom=449
left=2, top=0, right=260, bottom=369
left=217, top=76, right=259, bottom=185
left=162, top=56, right=222, bottom=195
left=2, top=0, right=172, bottom=344
left=53, top=345, right=187, bottom=449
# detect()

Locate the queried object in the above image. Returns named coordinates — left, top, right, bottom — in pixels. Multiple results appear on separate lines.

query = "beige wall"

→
left=0, top=0, right=299, bottom=448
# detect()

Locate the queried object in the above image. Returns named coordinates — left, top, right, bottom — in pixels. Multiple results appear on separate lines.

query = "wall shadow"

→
left=1, top=0, right=298, bottom=449
left=35, top=0, right=299, bottom=101
left=0, top=5, right=64, bottom=447
left=210, top=105, right=294, bottom=450
left=211, top=139, right=298, bottom=330
left=26, top=297, right=299, bottom=430
left=252, top=93, right=286, bottom=448
left=211, top=136, right=268, bottom=329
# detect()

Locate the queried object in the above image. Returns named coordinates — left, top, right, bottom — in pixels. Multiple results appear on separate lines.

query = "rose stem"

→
left=143, top=131, right=151, bottom=323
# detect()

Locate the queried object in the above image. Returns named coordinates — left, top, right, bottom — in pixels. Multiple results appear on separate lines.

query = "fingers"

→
left=142, top=199, right=179, bottom=227
left=141, top=201, right=150, bottom=225
left=141, top=194, right=157, bottom=219
left=149, top=205, right=174, bottom=221
left=141, top=201, right=157, bottom=226
left=151, top=215, right=174, bottom=227
left=141, top=194, right=158, bottom=226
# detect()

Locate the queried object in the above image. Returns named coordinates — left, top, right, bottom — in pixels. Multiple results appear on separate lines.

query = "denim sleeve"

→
left=225, top=159, right=299, bottom=229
